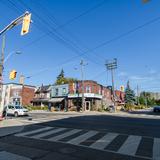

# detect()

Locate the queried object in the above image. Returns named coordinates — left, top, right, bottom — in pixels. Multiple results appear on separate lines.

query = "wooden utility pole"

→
left=0, top=35, right=5, bottom=109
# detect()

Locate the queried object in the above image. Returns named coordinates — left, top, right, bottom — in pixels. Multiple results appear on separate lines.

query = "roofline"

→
left=3, top=83, right=36, bottom=88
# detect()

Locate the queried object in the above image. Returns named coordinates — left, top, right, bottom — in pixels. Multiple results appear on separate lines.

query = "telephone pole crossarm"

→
left=105, top=58, right=117, bottom=110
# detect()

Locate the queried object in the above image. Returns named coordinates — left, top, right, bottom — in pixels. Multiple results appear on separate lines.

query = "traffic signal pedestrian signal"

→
left=21, top=13, right=31, bottom=35
left=9, top=70, right=17, bottom=80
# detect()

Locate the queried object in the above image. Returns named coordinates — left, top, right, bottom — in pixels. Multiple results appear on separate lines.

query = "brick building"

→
left=68, top=80, right=112, bottom=111
left=0, top=83, right=36, bottom=107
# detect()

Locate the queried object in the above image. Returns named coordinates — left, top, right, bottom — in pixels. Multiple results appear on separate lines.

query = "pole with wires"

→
left=105, top=58, right=117, bottom=111
left=80, top=60, right=85, bottom=112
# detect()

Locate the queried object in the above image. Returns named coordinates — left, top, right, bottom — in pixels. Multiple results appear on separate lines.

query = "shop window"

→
left=86, top=85, right=91, bottom=93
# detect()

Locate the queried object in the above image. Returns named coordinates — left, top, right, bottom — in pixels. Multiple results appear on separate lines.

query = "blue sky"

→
left=0, top=0, right=160, bottom=92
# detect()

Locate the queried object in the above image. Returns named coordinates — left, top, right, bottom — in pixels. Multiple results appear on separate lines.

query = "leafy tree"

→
left=124, top=81, right=135, bottom=105
left=55, top=69, right=77, bottom=85
left=139, top=91, right=156, bottom=106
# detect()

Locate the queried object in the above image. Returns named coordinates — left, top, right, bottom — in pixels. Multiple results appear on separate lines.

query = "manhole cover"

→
left=60, top=148, right=76, bottom=154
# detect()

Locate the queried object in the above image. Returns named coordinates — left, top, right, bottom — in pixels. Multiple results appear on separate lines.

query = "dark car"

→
left=153, top=106, right=160, bottom=112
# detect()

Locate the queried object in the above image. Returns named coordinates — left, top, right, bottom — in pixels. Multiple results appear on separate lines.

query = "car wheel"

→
left=14, top=112, right=18, bottom=117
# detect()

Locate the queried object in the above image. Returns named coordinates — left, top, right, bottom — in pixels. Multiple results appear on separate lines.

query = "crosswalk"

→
left=15, top=126, right=160, bottom=160
left=19, top=116, right=74, bottom=125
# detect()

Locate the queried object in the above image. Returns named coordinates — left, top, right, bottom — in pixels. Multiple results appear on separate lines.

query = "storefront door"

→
left=85, top=101, right=90, bottom=111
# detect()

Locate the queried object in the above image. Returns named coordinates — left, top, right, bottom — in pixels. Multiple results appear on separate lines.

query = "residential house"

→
left=32, top=85, right=51, bottom=106
left=50, top=84, right=69, bottom=111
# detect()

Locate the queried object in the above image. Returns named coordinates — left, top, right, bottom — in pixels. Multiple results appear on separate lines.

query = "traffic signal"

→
left=9, top=70, right=17, bottom=80
left=120, top=85, right=125, bottom=92
left=21, top=13, right=31, bottom=35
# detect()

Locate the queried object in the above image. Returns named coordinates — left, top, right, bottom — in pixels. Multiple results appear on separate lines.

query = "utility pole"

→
left=80, top=60, right=85, bottom=112
left=0, top=35, right=5, bottom=109
left=137, top=85, right=139, bottom=105
left=105, top=58, right=117, bottom=110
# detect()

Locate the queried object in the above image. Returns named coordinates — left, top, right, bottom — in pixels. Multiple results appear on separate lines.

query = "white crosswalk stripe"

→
left=153, top=138, right=160, bottom=160
left=15, top=126, right=158, bottom=159
left=15, top=127, right=52, bottom=137
left=31, top=128, right=66, bottom=139
left=48, top=129, right=81, bottom=141
left=67, top=131, right=98, bottom=145
left=117, top=135, right=141, bottom=156
left=90, top=132, right=118, bottom=150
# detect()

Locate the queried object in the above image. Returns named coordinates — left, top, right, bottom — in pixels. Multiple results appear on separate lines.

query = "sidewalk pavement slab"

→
left=0, top=151, right=31, bottom=160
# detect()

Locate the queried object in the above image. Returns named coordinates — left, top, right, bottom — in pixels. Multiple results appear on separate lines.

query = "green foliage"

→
left=155, top=100, right=160, bottom=106
left=124, top=81, right=135, bottom=105
left=124, top=103, right=135, bottom=111
left=139, top=91, right=156, bottom=106
left=55, top=69, right=77, bottom=85
left=134, top=105, right=149, bottom=109
left=24, top=105, right=48, bottom=111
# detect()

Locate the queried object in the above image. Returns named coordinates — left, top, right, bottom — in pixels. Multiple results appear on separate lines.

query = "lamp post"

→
left=4, top=51, right=22, bottom=64
left=0, top=50, right=22, bottom=116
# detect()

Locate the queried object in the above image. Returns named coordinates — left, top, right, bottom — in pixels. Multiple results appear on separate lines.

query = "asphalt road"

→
left=0, top=112, right=160, bottom=160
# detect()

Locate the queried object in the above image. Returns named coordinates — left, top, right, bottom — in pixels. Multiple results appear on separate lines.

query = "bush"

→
left=24, top=105, right=48, bottom=111
left=134, top=105, right=149, bottom=110
left=124, top=103, right=135, bottom=111
left=97, top=108, right=103, bottom=112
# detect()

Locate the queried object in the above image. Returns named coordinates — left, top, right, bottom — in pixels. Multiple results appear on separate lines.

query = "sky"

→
left=0, top=0, right=160, bottom=92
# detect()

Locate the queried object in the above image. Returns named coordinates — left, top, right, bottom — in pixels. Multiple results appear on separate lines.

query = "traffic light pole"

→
left=0, top=11, right=30, bottom=117
left=0, top=11, right=29, bottom=36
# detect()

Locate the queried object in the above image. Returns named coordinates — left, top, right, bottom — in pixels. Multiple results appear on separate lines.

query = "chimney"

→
left=19, top=75, right=25, bottom=85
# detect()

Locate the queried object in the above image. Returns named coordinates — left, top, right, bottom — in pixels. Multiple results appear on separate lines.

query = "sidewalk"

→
left=0, top=118, right=24, bottom=137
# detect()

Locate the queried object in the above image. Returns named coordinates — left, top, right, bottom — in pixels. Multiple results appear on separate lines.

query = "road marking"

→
left=90, top=133, right=118, bottom=150
left=118, top=135, right=141, bottom=156
left=153, top=138, right=160, bottom=160
left=15, top=127, right=52, bottom=136
left=14, top=126, right=158, bottom=160
left=68, top=130, right=98, bottom=145
left=48, top=129, right=81, bottom=141
left=31, top=128, right=66, bottom=139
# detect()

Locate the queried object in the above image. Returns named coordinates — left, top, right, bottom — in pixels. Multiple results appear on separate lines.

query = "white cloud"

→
left=118, top=72, right=128, bottom=77
left=129, top=75, right=154, bottom=81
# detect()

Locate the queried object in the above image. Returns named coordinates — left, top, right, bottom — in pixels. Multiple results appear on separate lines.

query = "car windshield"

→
left=15, top=106, right=23, bottom=109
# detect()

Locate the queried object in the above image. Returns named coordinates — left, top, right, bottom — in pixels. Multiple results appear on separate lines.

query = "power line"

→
left=8, top=0, right=103, bottom=66
left=31, top=0, right=105, bottom=63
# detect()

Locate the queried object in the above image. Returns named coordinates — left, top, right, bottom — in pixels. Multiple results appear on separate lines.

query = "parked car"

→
left=5, top=105, right=29, bottom=117
left=153, top=106, right=160, bottom=112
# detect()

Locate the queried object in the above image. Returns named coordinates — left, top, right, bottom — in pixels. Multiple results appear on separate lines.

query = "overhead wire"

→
left=30, top=0, right=105, bottom=63
left=16, top=0, right=104, bottom=66
left=2, top=0, right=160, bottom=80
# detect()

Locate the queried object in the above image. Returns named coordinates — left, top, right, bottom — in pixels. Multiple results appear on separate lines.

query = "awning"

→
left=49, top=98, right=64, bottom=103
left=32, top=98, right=49, bottom=102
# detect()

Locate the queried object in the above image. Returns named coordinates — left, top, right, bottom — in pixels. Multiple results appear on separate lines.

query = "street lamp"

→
left=4, top=51, right=22, bottom=64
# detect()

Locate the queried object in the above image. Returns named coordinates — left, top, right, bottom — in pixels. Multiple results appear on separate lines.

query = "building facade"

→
left=0, top=83, right=36, bottom=107
left=32, top=85, right=51, bottom=106
left=68, top=80, right=112, bottom=111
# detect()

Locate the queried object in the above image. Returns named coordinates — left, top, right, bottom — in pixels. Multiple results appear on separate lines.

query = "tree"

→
left=55, top=69, right=77, bottom=85
left=139, top=91, right=156, bottom=106
left=124, top=81, right=135, bottom=105
left=55, top=69, right=67, bottom=85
